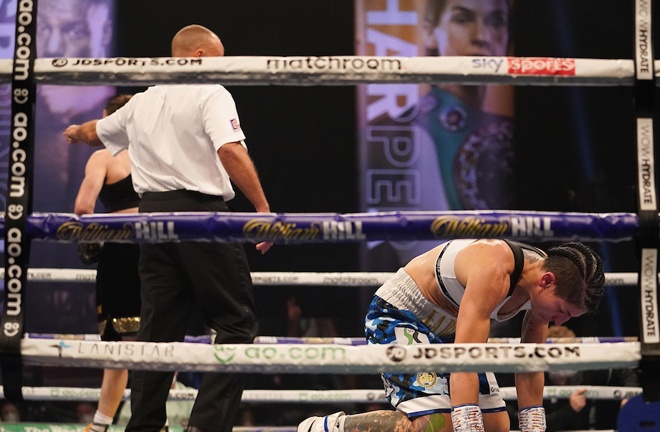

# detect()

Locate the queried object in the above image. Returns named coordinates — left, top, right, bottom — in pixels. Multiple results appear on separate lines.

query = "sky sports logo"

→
left=507, top=57, right=576, bottom=76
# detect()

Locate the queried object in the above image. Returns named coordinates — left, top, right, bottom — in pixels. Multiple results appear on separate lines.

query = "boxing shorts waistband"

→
left=376, top=269, right=456, bottom=338
left=141, top=190, right=224, bottom=202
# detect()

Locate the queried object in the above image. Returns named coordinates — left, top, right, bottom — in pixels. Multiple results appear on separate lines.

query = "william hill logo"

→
left=57, top=222, right=134, bottom=241
left=431, top=216, right=508, bottom=238
left=242, top=220, right=366, bottom=241
left=57, top=221, right=179, bottom=242
left=243, top=220, right=321, bottom=241
left=430, top=216, right=555, bottom=238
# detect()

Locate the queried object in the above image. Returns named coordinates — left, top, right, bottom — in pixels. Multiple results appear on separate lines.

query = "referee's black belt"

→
left=141, top=190, right=224, bottom=202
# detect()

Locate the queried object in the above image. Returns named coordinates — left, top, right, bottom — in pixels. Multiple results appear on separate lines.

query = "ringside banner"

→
left=355, top=0, right=516, bottom=268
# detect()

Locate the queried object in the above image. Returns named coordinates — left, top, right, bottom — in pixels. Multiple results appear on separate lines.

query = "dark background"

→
left=510, top=1, right=640, bottom=339
left=113, top=1, right=365, bottom=337
left=115, top=0, right=644, bottom=339
left=21, top=0, right=648, bottom=340
left=0, top=0, right=652, bottom=425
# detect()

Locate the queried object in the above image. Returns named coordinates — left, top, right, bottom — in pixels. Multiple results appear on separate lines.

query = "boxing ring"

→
left=1, top=0, right=659, bottom=431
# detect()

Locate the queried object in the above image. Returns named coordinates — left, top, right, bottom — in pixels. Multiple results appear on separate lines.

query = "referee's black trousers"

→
left=126, top=190, right=258, bottom=432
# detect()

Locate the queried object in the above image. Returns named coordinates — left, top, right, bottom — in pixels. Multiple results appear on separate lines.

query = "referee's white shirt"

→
left=96, top=84, right=247, bottom=199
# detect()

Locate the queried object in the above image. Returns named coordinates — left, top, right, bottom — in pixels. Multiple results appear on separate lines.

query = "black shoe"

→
left=84, top=423, right=109, bottom=432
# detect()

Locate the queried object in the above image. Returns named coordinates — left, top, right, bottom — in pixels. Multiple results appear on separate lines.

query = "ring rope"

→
left=0, top=268, right=652, bottom=287
left=0, top=426, right=289, bottom=432
left=18, top=339, right=640, bottom=373
left=23, top=334, right=639, bottom=346
left=0, top=210, right=650, bottom=243
left=0, top=428, right=618, bottom=432
left=0, top=385, right=641, bottom=403
left=0, top=56, right=641, bottom=86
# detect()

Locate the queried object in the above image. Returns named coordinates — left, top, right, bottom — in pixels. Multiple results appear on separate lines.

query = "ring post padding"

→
left=634, top=0, right=660, bottom=403
left=0, top=0, right=39, bottom=403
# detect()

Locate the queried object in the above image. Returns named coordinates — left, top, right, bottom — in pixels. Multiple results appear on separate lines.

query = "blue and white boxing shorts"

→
left=364, top=268, right=506, bottom=418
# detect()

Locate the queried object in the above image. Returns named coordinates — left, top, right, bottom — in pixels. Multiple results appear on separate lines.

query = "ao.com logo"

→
left=214, top=346, right=237, bottom=364
left=52, top=58, right=68, bottom=67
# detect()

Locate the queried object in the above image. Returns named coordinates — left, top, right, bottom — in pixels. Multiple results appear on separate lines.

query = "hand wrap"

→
left=451, top=404, right=485, bottom=432
left=519, top=406, right=546, bottom=432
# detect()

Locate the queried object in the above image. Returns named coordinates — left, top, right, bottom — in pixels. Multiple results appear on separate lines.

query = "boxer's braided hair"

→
left=544, top=242, right=605, bottom=312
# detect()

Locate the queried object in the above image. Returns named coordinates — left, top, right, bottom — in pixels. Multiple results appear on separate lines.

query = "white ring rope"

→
left=0, top=426, right=289, bottom=432
left=0, top=428, right=616, bottom=432
left=23, top=334, right=640, bottom=345
left=0, top=56, right=640, bottom=86
left=19, top=339, right=640, bottom=374
left=0, top=268, right=648, bottom=286
left=0, top=385, right=641, bottom=403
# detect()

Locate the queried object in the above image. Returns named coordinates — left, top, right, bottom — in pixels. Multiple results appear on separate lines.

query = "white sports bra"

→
left=434, top=239, right=537, bottom=322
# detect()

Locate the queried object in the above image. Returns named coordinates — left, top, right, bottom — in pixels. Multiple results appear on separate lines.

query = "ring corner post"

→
left=633, top=0, right=660, bottom=403
left=0, top=0, right=39, bottom=403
